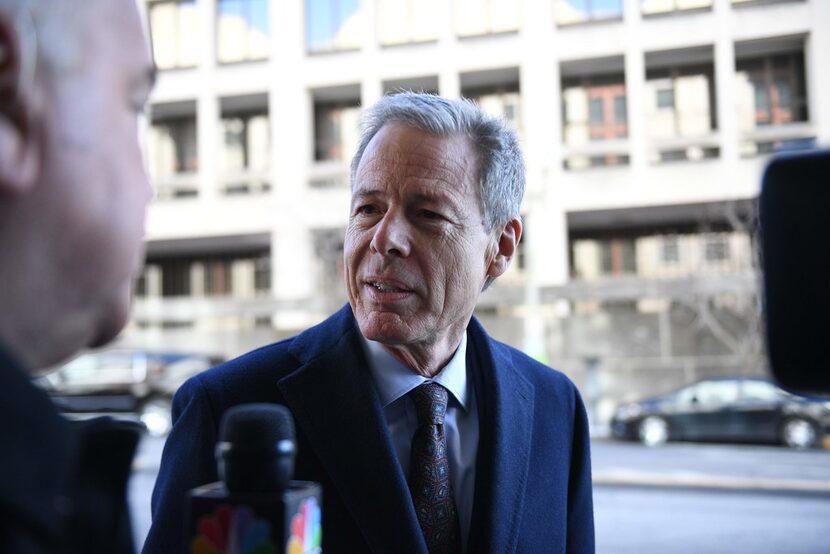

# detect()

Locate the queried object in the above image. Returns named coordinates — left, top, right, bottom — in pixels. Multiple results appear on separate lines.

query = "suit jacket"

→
left=0, top=347, right=139, bottom=554
left=143, top=305, right=594, bottom=553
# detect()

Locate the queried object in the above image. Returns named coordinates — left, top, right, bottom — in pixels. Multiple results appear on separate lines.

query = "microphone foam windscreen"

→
left=219, top=403, right=295, bottom=451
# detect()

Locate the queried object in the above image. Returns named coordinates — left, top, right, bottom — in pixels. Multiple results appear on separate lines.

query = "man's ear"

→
left=0, top=10, right=39, bottom=196
left=486, top=218, right=523, bottom=279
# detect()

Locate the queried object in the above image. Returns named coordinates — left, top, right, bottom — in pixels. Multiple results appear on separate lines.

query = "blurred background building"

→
left=129, top=0, right=829, bottom=427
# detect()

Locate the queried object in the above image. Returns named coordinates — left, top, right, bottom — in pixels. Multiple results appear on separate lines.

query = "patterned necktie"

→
left=408, top=382, right=461, bottom=554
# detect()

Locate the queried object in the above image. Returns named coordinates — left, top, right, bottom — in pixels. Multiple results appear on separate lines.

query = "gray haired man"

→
left=147, top=92, right=594, bottom=553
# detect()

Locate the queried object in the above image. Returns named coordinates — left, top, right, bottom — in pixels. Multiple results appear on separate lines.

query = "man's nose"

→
left=370, top=211, right=411, bottom=258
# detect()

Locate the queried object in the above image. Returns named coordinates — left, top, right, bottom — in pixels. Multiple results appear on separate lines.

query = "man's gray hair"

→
left=350, top=92, right=525, bottom=233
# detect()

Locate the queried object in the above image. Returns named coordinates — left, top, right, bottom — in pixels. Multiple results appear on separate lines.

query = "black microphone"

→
left=185, top=403, right=322, bottom=554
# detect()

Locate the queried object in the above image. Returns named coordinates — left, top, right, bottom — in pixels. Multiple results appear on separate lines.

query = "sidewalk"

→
left=590, top=438, right=830, bottom=494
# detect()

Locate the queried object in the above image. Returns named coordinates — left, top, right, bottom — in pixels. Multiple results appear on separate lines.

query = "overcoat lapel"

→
left=277, top=309, right=427, bottom=554
left=466, top=317, right=534, bottom=554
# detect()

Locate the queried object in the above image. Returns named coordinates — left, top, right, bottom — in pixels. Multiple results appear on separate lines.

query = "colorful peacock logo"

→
left=286, top=497, right=322, bottom=554
left=191, top=505, right=276, bottom=554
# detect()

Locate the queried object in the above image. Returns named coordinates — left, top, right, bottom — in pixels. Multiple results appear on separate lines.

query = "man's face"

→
left=36, top=0, right=154, bottom=352
left=344, top=122, right=498, bottom=358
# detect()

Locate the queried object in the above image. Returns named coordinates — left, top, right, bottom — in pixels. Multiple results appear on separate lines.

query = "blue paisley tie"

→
left=408, top=382, right=461, bottom=554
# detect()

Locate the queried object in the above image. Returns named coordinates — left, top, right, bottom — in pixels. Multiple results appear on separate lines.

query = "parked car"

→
left=35, top=349, right=223, bottom=437
left=611, top=376, right=830, bottom=449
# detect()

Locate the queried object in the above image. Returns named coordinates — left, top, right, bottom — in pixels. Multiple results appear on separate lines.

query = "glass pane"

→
left=554, top=0, right=589, bottom=25
left=314, top=103, right=360, bottom=161
left=613, top=95, right=627, bottom=124
left=662, top=236, right=680, bottom=263
left=740, top=381, right=779, bottom=401
left=412, top=0, right=440, bottom=42
left=675, top=73, right=711, bottom=136
left=177, top=1, right=200, bottom=67
left=150, top=3, right=178, bottom=70
left=222, top=118, right=246, bottom=171
left=306, top=0, right=363, bottom=51
left=656, top=89, right=674, bottom=109
left=248, top=116, right=271, bottom=170
left=622, top=239, right=636, bottom=273
left=563, top=86, right=590, bottom=146
left=592, top=0, right=623, bottom=18
left=589, top=97, right=604, bottom=124
left=695, top=381, right=739, bottom=404
left=377, top=0, right=410, bottom=45
left=642, top=0, right=675, bottom=15
left=217, top=0, right=270, bottom=63
left=455, top=0, right=488, bottom=36
left=490, top=0, right=521, bottom=33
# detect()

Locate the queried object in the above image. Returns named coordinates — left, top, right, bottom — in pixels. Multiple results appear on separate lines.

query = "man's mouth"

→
left=371, top=281, right=404, bottom=293
left=365, top=277, right=411, bottom=295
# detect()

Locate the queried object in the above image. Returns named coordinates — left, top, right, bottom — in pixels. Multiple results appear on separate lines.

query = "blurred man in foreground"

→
left=146, top=93, right=594, bottom=553
left=0, top=0, right=154, bottom=551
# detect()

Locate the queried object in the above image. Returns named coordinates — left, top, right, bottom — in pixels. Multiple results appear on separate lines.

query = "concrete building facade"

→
left=133, top=0, right=830, bottom=424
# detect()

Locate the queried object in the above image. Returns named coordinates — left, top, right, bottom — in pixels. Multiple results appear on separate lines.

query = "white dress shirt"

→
left=362, top=332, right=479, bottom=552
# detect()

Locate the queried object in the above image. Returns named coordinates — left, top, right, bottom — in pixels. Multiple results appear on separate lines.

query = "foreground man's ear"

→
left=486, top=218, right=523, bottom=280
left=0, top=10, right=39, bottom=197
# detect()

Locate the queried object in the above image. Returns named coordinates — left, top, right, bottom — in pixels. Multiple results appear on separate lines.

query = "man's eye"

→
left=420, top=209, right=442, bottom=220
left=358, top=205, right=379, bottom=215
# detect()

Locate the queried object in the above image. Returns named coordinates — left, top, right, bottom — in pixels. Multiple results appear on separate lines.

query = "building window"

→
left=600, top=238, right=636, bottom=275
left=377, top=0, right=439, bottom=45
left=306, top=0, right=363, bottom=52
left=221, top=112, right=270, bottom=173
left=661, top=236, right=680, bottom=264
left=641, top=0, right=712, bottom=16
left=656, top=88, right=674, bottom=109
left=589, top=98, right=604, bottom=125
left=205, top=259, right=233, bottom=296
left=314, top=100, right=361, bottom=162
left=563, top=76, right=628, bottom=144
left=554, top=0, right=623, bottom=26
left=464, top=86, right=522, bottom=133
left=736, top=52, right=808, bottom=130
left=645, top=65, right=716, bottom=140
left=313, top=229, right=347, bottom=311
left=455, top=0, right=520, bottom=37
left=148, top=117, right=198, bottom=178
left=704, top=235, right=730, bottom=262
left=148, top=0, right=200, bottom=70
left=149, top=252, right=271, bottom=298
left=217, top=0, right=270, bottom=63
left=254, top=255, right=271, bottom=293
left=613, top=95, right=627, bottom=124
left=159, top=259, right=192, bottom=297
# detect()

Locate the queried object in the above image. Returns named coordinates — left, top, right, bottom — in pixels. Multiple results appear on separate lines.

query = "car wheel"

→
left=140, top=396, right=173, bottom=438
left=638, top=416, right=669, bottom=447
left=780, top=417, right=819, bottom=449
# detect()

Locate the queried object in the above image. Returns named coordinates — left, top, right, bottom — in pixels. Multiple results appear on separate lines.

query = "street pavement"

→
left=592, top=438, right=830, bottom=493
left=129, top=436, right=830, bottom=552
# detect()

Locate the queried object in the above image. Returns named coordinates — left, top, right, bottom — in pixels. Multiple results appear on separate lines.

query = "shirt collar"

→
left=363, top=332, right=469, bottom=412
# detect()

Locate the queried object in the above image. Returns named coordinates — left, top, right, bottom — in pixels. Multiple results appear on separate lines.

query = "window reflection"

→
left=149, top=0, right=200, bottom=69
left=641, top=0, right=712, bottom=15
left=217, top=0, right=270, bottom=63
left=737, top=53, right=807, bottom=129
left=306, top=0, right=364, bottom=52
left=554, top=0, right=623, bottom=26
left=377, top=0, right=440, bottom=45
left=149, top=118, right=198, bottom=178
left=455, top=0, right=520, bottom=37
left=314, top=100, right=361, bottom=161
